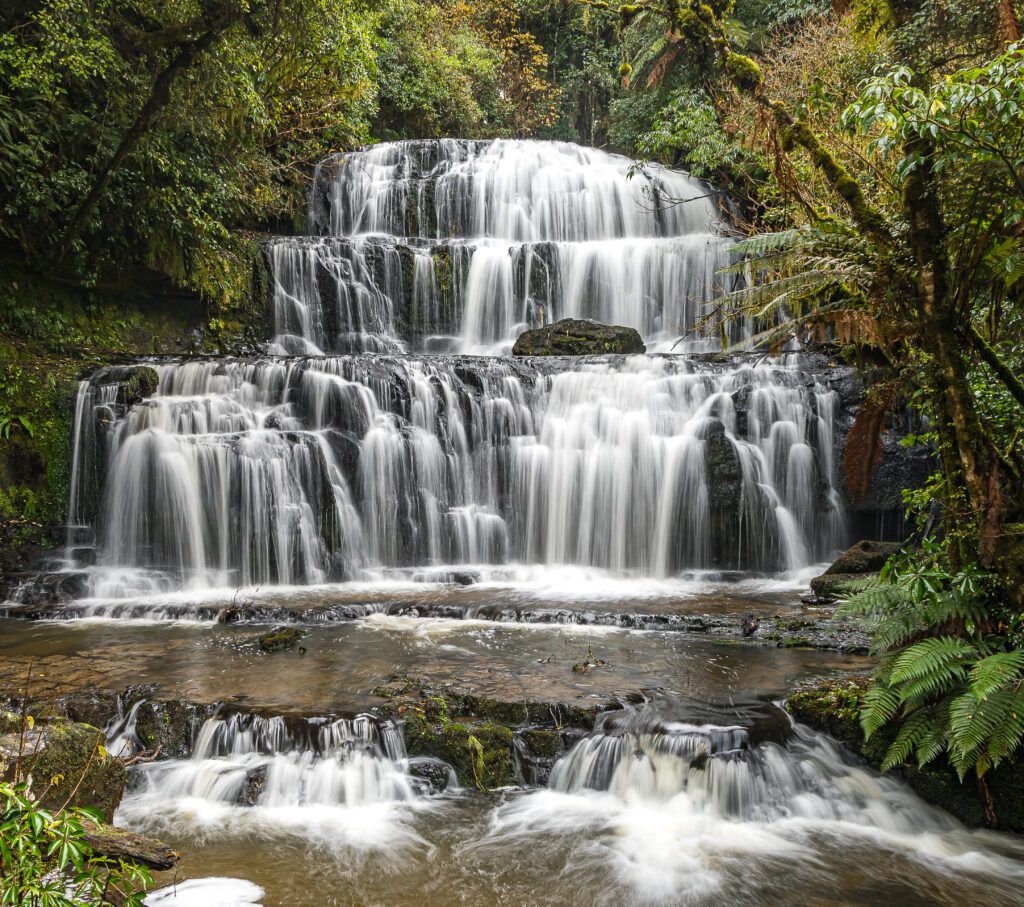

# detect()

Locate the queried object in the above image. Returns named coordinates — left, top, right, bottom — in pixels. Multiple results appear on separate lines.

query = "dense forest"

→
left=2, top=2, right=1024, bottom=903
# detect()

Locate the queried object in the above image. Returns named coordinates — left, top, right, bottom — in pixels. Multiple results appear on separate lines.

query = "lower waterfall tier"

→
left=66, top=354, right=847, bottom=596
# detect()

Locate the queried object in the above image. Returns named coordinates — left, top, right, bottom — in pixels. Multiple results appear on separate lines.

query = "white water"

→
left=145, top=878, right=265, bottom=907
left=60, top=356, right=846, bottom=598
left=119, top=713, right=434, bottom=856
left=486, top=713, right=1024, bottom=906
left=269, top=139, right=738, bottom=355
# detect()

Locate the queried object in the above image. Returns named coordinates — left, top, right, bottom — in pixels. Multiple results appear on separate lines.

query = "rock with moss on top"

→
left=0, top=711, right=126, bottom=822
left=512, top=318, right=645, bottom=356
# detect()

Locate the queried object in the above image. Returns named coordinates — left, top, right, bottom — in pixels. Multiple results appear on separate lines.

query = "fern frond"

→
left=889, top=637, right=975, bottom=686
left=968, top=650, right=1024, bottom=700
left=860, top=683, right=901, bottom=738
left=948, top=689, right=1017, bottom=778
left=981, top=689, right=1024, bottom=767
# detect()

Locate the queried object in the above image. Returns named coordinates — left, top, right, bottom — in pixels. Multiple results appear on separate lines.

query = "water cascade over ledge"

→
left=65, top=355, right=847, bottom=597
left=272, top=139, right=740, bottom=355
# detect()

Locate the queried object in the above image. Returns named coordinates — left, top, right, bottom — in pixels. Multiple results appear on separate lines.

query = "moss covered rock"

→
left=115, top=365, right=160, bottom=405
left=512, top=318, right=645, bottom=356
left=257, top=626, right=306, bottom=652
left=809, top=540, right=901, bottom=601
left=0, top=713, right=126, bottom=821
left=84, top=822, right=178, bottom=870
left=401, top=711, right=513, bottom=790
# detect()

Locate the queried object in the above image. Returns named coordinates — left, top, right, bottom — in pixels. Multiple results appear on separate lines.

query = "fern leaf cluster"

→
left=841, top=566, right=1024, bottom=780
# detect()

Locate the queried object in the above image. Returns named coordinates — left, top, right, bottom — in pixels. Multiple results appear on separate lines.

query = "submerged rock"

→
left=512, top=318, right=645, bottom=356
left=257, top=626, right=306, bottom=652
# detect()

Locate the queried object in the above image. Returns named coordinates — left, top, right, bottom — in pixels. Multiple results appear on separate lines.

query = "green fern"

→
left=841, top=556, right=1024, bottom=780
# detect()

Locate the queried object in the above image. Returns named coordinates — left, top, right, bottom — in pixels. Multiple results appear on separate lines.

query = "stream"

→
left=3, top=139, right=1022, bottom=905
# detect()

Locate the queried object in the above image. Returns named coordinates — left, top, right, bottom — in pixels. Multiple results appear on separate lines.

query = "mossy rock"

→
left=512, top=318, right=645, bottom=356
left=84, top=822, right=178, bottom=870
left=257, top=626, right=306, bottom=652
left=519, top=727, right=559, bottom=759
left=401, top=712, right=513, bottom=789
left=0, top=714, right=126, bottom=821
left=115, top=366, right=160, bottom=405
left=809, top=572, right=869, bottom=601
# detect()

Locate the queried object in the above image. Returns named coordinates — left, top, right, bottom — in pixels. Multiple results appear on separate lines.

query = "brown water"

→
left=0, top=611, right=862, bottom=716
left=2, top=595, right=1023, bottom=907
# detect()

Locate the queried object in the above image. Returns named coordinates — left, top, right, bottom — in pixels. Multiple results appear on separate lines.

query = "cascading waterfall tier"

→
left=65, top=355, right=846, bottom=597
left=270, top=139, right=739, bottom=355
left=117, top=710, right=433, bottom=852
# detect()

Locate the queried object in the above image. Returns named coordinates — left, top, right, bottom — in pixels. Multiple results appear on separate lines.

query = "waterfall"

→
left=118, top=712, right=431, bottom=854
left=68, top=355, right=846, bottom=597
left=269, top=139, right=738, bottom=355
left=487, top=710, right=1024, bottom=904
left=47, top=138, right=855, bottom=600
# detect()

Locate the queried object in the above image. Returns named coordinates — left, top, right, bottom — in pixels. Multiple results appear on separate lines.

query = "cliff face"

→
left=824, top=364, right=934, bottom=541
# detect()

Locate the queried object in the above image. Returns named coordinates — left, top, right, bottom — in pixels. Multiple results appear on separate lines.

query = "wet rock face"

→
left=0, top=712, right=126, bottom=822
left=824, top=366, right=934, bottom=539
left=406, top=757, right=454, bottom=793
left=512, top=319, right=646, bottom=356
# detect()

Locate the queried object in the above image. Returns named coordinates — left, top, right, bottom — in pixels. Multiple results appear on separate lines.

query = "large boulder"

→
left=0, top=712, right=126, bottom=821
left=512, top=318, right=645, bottom=356
left=825, top=539, right=901, bottom=575
left=809, top=539, right=901, bottom=601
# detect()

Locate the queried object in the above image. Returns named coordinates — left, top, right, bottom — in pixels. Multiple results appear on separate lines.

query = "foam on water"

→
left=145, top=878, right=265, bottom=907
left=482, top=713, right=1024, bottom=906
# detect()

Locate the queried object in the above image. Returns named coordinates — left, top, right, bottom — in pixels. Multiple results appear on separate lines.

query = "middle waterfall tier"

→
left=69, top=356, right=847, bottom=595
left=268, top=139, right=739, bottom=356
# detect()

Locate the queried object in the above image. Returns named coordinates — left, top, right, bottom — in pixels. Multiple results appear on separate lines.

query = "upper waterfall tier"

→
left=267, top=140, right=738, bottom=356
left=66, top=355, right=847, bottom=598
left=308, top=139, right=722, bottom=241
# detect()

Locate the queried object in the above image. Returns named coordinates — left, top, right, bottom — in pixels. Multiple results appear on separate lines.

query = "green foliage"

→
left=843, top=549, right=1024, bottom=780
left=0, top=781, right=152, bottom=906
left=636, top=88, right=749, bottom=180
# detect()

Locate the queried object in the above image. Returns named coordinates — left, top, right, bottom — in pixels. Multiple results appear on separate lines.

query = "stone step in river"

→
left=1, top=139, right=1016, bottom=905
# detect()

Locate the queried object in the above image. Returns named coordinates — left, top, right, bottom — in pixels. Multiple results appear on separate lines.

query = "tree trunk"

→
left=60, top=17, right=231, bottom=256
